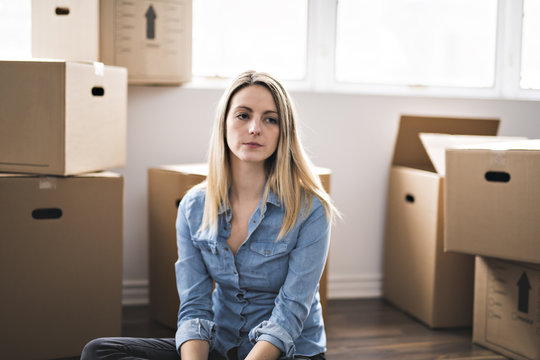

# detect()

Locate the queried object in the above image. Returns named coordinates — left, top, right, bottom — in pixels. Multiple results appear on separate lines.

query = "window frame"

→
left=187, top=0, right=540, bottom=100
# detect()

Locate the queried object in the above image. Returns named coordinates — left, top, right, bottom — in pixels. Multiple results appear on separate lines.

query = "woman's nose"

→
left=249, top=118, right=261, bottom=135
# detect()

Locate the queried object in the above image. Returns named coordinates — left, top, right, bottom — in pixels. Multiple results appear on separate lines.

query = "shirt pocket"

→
left=247, top=241, right=289, bottom=291
left=191, top=239, right=227, bottom=274
left=249, top=241, right=289, bottom=270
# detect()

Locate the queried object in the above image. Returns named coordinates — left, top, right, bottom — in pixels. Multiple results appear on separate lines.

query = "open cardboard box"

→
left=383, top=115, right=501, bottom=328
left=445, top=139, right=540, bottom=264
left=148, top=164, right=332, bottom=329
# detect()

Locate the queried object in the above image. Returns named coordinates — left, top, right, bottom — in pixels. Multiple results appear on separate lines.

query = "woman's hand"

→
left=245, top=340, right=281, bottom=360
left=180, top=339, right=210, bottom=360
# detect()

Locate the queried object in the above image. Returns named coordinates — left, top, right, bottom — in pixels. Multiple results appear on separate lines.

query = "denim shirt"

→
left=174, top=187, right=331, bottom=360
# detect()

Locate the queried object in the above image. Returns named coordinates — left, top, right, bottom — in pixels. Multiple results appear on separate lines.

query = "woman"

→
left=82, top=71, right=337, bottom=360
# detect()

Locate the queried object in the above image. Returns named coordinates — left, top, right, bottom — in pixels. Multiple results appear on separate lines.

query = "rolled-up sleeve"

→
left=174, top=198, right=216, bottom=351
left=248, top=199, right=331, bottom=358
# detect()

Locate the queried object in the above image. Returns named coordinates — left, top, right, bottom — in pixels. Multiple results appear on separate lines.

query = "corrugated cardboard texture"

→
left=445, top=141, right=540, bottom=264
left=148, top=164, right=331, bottom=329
left=383, top=166, right=474, bottom=327
left=32, top=0, right=99, bottom=62
left=0, top=172, right=123, bottom=359
left=100, top=0, right=192, bottom=85
left=474, top=257, right=540, bottom=360
left=0, top=60, right=127, bottom=175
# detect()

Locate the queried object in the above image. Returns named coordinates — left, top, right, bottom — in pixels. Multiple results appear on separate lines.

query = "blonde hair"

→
left=198, top=71, right=337, bottom=240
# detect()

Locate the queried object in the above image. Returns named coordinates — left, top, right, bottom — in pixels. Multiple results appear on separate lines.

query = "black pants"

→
left=81, top=337, right=326, bottom=360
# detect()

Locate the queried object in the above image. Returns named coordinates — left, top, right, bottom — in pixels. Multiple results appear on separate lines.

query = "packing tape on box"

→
left=39, top=177, right=57, bottom=190
left=93, top=62, right=105, bottom=77
left=490, top=150, right=507, bottom=168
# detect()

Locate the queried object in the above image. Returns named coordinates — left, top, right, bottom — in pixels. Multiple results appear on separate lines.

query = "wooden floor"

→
left=116, top=298, right=507, bottom=360
left=324, top=299, right=506, bottom=360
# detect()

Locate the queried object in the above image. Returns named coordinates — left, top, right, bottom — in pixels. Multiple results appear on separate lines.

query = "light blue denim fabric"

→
left=174, top=187, right=330, bottom=360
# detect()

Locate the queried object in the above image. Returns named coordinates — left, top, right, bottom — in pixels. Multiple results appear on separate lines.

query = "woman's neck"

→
left=229, top=157, right=267, bottom=203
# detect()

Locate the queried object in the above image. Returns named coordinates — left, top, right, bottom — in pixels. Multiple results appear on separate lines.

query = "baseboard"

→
left=122, top=279, right=149, bottom=306
left=122, top=273, right=382, bottom=305
left=327, top=273, right=382, bottom=299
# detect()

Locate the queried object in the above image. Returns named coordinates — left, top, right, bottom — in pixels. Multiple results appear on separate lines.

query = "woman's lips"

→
left=244, top=142, right=262, bottom=148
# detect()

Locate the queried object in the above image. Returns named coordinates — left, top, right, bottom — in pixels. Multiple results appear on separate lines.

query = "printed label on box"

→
left=484, top=258, right=540, bottom=359
left=113, top=0, right=186, bottom=77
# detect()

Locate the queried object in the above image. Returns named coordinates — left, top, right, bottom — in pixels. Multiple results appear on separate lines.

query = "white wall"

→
left=119, top=85, right=540, bottom=304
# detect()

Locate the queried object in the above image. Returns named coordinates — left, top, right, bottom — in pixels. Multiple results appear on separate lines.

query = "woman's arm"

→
left=180, top=339, right=210, bottom=360
left=249, top=198, right=331, bottom=358
left=245, top=340, right=281, bottom=360
left=175, top=194, right=216, bottom=353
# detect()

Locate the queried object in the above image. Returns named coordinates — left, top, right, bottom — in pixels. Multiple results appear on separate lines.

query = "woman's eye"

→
left=236, top=113, right=249, bottom=120
left=266, top=117, right=278, bottom=125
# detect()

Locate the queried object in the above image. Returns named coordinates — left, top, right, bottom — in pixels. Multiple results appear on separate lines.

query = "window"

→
left=192, top=0, right=308, bottom=80
left=520, top=0, right=540, bottom=90
left=335, top=0, right=498, bottom=88
left=0, top=0, right=31, bottom=59
left=1, top=0, right=538, bottom=98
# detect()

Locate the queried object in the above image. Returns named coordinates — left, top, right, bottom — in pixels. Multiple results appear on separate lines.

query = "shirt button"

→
left=265, top=250, right=270, bottom=255
left=252, top=220, right=256, bottom=224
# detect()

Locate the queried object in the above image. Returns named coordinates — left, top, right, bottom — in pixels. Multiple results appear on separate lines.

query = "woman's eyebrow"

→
left=234, top=106, right=253, bottom=112
left=234, top=106, right=278, bottom=115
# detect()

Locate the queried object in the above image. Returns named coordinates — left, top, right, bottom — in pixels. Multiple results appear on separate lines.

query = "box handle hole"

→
left=92, top=87, right=105, bottom=96
left=405, top=194, right=415, bottom=203
left=32, top=208, right=63, bottom=220
left=55, top=7, right=70, bottom=15
left=485, top=171, right=510, bottom=183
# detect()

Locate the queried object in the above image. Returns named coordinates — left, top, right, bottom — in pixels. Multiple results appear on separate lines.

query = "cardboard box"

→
left=100, top=0, right=192, bottom=85
left=148, top=164, right=331, bottom=329
left=383, top=115, right=500, bottom=328
left=0, top=60, right=127, bottom=175
left=474, top=256, right=540, bottom=360
left=0, top=172, right=123, bottom=360
left=32, top=0, right=99, bottom=62
left=445, top=139, right=540, bottom=264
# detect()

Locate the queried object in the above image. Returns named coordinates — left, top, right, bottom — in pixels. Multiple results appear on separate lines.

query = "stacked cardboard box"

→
left=0, top=60, right=127, bottom=175
left=31, top=0, right=99, bottom=62
left=100, top=0, right=193, bottom=85
left=148, top=164, right=332, bottom=329
left=383, top=115, right=501, bottom=328
left=445, top=139, right=540, bottom=359
left=0, top=172, right=124, bottom=359
left=18, top=0, right=191, bottom=84
left=0, top=3, right=127, bottom=358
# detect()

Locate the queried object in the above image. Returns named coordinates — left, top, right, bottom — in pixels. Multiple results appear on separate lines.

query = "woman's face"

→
left=226, top=85, right=280, bottom=166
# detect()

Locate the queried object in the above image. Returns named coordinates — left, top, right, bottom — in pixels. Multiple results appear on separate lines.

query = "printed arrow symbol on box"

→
left=145, top=5, right=157, bottom=39
left=517, top=272, right=531, bottom=313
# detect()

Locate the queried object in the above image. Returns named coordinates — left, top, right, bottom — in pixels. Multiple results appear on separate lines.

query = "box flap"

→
left=392, top=115, right=500, bottom=172
left=450, top=138, right=539, bottom=151
left=419, top=134, right=525, bottom=176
